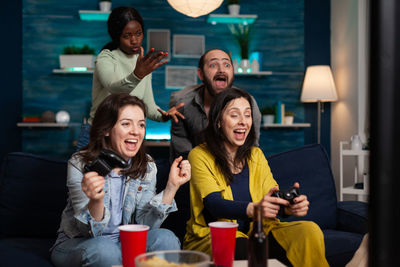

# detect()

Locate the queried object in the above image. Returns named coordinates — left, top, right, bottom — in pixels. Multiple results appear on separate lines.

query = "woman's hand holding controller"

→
left=81, top=171, right=105, bottom=201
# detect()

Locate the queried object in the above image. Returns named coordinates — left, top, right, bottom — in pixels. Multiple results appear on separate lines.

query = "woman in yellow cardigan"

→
left=183, top=88, right=328, bottom=267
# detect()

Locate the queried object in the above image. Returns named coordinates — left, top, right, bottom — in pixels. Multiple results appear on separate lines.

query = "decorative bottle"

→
left=233, top=58, right=239, bottom=73
left=251, top=58, right=260, bottom=73
left=247, top=204, right=268, bottom=267
left=351, top=135, right=362, bottom=150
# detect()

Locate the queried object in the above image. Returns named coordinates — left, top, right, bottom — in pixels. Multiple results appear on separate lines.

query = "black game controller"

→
left=84, top=149, right=129, bottom=177
left=272, top=187, right=300, bottom=204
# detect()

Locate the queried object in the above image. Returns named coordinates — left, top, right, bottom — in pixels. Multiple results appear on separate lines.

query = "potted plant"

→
left=59, top=45, right=96, bottom=70
left=227, top=0, right=240, bottom=15
left=99, top=0, right=112, bottom=12
left=284, top=111, right=295, bottom=125
left=229, top=24, right=252, bottom=72
left=261, top=106, right=275, bottom=125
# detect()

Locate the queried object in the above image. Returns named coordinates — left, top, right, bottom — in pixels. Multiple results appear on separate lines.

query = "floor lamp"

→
left=301, top=65, right=338, bottom=144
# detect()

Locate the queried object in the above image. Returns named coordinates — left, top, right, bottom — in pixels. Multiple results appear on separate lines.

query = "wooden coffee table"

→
left=113, top=259, right=286, bottom=267
left=234, top=259, right=286, bottom=266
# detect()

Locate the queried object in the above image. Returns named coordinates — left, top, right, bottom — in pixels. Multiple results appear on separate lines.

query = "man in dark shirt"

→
left=169, top=49, right=261, bottom=161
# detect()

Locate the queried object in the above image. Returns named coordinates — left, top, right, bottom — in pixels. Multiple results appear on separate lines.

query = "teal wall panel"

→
left=22, top=0, right=307, bottom=159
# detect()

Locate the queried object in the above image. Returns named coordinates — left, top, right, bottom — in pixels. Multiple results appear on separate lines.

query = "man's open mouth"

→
left=214, top=75, right=227, bottom=88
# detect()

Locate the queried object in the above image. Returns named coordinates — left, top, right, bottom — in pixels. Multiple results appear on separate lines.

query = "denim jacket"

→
left=57, top=153, right=177, bottom=239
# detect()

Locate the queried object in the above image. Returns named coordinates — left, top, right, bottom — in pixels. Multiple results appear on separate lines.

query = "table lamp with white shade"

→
left=301, top=65, right=338, bottom=144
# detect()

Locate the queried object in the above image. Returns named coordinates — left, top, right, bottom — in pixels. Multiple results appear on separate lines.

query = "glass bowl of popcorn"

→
left=135, top=250, right=210, bottom=267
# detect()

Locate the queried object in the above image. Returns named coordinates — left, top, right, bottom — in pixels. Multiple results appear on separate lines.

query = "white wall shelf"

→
left=78, top=10, right=110, bottom=21
left=17, top=122, right=81, bottom=128
left=341, top=186, right=369, bottom=197
left=235, top=71, right=273, bottom=76
left=339, top=141, right=370, bottom=202
left=52, top=69, right=93, bottom=74
left=207, top=14, right=258, bottom=25
left=262, top=123, right=311, bottom=129
left=341, top=149, right=369, bottom=156
left=145, top=141, right=170, bottom=147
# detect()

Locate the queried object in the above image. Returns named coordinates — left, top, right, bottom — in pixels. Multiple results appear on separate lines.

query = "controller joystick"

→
left=272, top=187, right=300, bottom=204
left=84, top=149, right=129, bottom=177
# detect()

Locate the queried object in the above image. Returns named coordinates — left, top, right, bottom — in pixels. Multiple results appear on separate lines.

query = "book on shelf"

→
left=275, top=101, right=285, bottom=124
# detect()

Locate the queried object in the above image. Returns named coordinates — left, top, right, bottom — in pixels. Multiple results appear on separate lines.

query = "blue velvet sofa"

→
left=0, top=144, right=368, bottom=267
left=266, top=144, right=368, bottom=266
left=0, top=152, right=68, bottom=267
left=159, top=144, right=368, bottom=267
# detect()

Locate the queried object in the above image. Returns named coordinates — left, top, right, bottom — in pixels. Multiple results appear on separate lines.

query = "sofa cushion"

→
left=323, top=229, right=364, bottom=267
left=336, top=201, right=368, bottom=234
left=267, top=144, right=338, bottom=229
left=0, top=238, right=54, bottom=267
left=0, top=152, right=68, bottom=238
left=155, top=159, right=190, bottom=243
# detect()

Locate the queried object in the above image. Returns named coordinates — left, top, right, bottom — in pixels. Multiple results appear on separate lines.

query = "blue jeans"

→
left=51, top=228, right=180, bottom=267
left=76, top=123, right=91, bottom=151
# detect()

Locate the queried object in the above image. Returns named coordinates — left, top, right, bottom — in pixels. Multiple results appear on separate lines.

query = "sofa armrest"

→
left=0, top=152, right=67, bottom=238
left=336, top=201, right=368, bottom=234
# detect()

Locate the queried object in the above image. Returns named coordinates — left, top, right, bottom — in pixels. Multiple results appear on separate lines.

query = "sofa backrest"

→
left=0, top=152, right=68, bottom=239
left=267, top=144, right=338, bottom=230
left=155, top=159, right=190, bottom=243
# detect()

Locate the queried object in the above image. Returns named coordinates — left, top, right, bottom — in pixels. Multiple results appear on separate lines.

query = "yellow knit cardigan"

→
left=183, top=144, right=329, bottom=267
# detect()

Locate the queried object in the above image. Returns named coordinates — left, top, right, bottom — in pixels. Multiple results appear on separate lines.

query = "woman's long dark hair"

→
left=102, top=6, right=144, bottom=51
left=203, top=88, right=256, bottom=184
left=80, top=93, right=149, bottom=180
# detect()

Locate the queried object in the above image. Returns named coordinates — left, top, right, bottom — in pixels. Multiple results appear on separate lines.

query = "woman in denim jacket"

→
left=51, top=93, right=191, bottom=267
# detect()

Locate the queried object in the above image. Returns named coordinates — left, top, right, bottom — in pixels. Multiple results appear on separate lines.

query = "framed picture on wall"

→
left=147, top=29, right=170, bottom=60
left=173, top=34, right=205, bottom=58
left=165, top=66, right=198, bottom=89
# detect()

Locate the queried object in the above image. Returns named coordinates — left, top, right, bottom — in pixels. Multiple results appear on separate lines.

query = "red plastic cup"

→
left=209, top=221, right=238, bottom=267
left=119, top=224, right=150, bottom=267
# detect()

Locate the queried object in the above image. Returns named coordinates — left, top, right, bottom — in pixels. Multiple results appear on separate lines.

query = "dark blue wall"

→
left=15, top=0, right=331, bottom=160
left=304, top=0, right=332, bottom=155
left=0, top=2, right=22, bottom=161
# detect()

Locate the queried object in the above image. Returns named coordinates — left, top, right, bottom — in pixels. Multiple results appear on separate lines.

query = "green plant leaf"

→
left=228, top=24, right=252, bottom=59
left=260, top=106, right=275, bottom=115
left=62, top=44, right=95, bottom=55
left=227, top=0, right=239, bottom=4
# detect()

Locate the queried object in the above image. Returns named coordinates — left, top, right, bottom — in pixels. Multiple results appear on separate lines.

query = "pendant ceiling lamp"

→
left=167, top=0, right=224, bottom=18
